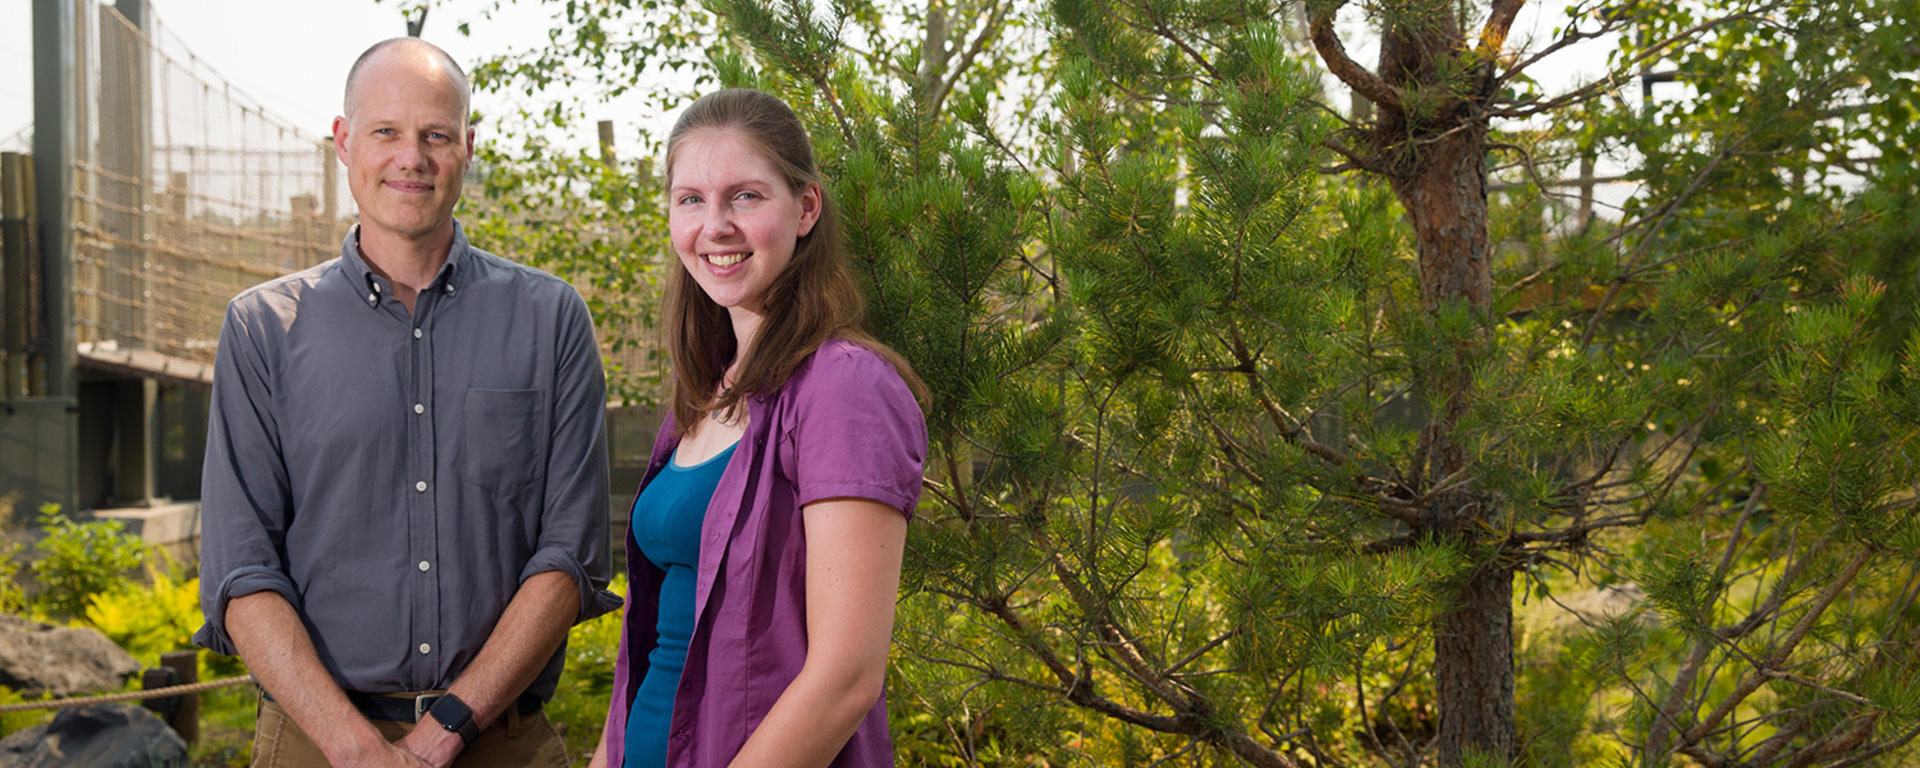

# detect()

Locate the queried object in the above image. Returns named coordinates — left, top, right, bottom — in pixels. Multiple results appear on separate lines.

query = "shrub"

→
left=84, top=563, right=201, bottom=665
left=29, top=505, right=149, bottom=618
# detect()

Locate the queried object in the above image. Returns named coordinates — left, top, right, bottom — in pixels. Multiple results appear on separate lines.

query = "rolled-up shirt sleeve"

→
left=519, top=290, right=622, bottom=625
left=194, top=301, right=300, bottom=656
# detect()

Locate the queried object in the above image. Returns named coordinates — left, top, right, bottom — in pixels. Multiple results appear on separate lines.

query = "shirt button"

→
left=366, top=293, right=377, bottom=303
left=418, top=560, right=431, bottom=572
left=413, top=328, right=423, bottom=339
left=418, top=643, right=431, bottom=654
left=413, top=403, right=425, bottom=415
left=414, top=480, right=427, bottom=492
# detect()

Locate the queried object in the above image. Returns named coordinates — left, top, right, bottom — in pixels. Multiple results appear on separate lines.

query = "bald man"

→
left=194, top=38, right=620, bottom=768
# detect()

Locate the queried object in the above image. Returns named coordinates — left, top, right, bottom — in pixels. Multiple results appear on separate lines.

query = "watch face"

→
left=431, top=694, right=471, bottom=727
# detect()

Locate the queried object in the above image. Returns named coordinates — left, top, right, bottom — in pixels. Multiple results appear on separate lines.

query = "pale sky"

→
left=0, top=0, right=674, bottom=154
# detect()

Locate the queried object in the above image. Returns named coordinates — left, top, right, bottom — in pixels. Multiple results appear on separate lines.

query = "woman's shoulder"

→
left=790, top=337, right=905, bottom=389
left=774, top=337, right=921, bottom=424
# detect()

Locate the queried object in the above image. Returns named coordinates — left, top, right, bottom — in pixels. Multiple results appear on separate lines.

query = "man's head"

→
left=332, top=38, right=473, bottom=251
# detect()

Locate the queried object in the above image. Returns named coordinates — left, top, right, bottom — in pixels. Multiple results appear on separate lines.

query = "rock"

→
left=0, top=703, right=188, bottom=767
left=0, top=614, right=140, bottom=698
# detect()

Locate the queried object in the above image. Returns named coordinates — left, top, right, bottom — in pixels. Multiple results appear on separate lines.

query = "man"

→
left=194, top=38, right=620, bottom=768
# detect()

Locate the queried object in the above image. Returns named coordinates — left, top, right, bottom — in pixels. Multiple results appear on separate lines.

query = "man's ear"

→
left=332, top=116, right=350, bottom=164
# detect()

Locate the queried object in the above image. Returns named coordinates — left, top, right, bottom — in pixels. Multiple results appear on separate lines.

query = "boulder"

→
left=0, top=614, right=140, bottom=698
left=0, top=703, right=188, bottom=767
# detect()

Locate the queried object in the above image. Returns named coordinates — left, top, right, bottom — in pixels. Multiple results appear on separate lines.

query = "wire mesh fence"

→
left=30, top=0, right=652, bottom=391
left=71, top=0, right=349, bottom=372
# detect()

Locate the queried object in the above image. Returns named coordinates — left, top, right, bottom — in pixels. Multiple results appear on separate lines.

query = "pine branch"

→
left=973, top=591, right=1201, bottom=736
left=1132, top=0, right=1224, bottom=82
left=1778, top=715, right=1878, bottom=768
left=1578, top=130, right=1753, bottom=350
left=1491, top=4, right=1789, bottom=117
left=929, top=0, right=1014, bottom=115
left=1307, top=6, right=1403, bottom=111
left=1475, top=0, right=1528, bottom=65
left=1679, top=549, right=1877, bottom=748
left=1495, top=9, right=1628, bottom=85
left=1828, top=721, right=1920, bottom=768
left=1159, top=628, right=1238, bottom=678
left=1644, top=484, right=1762, bottom=761
left=1222, top=323, right=1353, bottom=468
left=1322, top=135, right=1386, bottom=175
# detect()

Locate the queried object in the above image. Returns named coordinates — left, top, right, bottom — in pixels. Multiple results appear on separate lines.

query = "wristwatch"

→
left=427, top=693, right=481, bottom=745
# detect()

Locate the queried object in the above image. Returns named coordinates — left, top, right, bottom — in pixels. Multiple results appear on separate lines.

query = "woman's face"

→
left=667, top=129, right=821, bottom=318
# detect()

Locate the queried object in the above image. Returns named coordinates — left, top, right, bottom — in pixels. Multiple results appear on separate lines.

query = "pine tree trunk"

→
left=1432, top=562, right=1516, bottom=766
left=1387, top=88, right=1514, bottom=767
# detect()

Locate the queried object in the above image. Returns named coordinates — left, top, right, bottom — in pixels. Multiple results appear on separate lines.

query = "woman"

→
left=590, top=88, right=928, bottom=768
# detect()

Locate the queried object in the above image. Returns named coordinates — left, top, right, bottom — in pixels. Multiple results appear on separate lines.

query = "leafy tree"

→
left=425, top=0, right=1920, bottom=764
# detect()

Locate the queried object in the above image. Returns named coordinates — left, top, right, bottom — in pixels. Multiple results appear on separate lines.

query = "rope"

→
left=0, top=675, right=255, bottom=713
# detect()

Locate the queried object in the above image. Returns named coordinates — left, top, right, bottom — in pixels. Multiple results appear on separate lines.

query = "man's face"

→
left=332, top=51, right=472, bottom=249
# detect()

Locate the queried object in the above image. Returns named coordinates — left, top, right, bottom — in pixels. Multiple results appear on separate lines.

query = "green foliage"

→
left=0, top=686, right=54, bottom=738
left=448, top=0, right=1920, bottom=764
left=83, top=563, right=202, bottom=664
left=27, top=505, right=149, bottom=619
left=550, top=573, right=627, bottom=760
left=0, top=540, right=26, bottom=616
left=0, top=495, right=26, bottom=615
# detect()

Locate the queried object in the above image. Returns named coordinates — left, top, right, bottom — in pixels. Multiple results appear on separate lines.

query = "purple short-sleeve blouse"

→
left=604, top=339, right=927, bottom=767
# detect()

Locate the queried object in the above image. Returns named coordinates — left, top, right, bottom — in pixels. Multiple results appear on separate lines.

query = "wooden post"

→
left=1576, top=152, right=1596, bottom=233
left=598, top=120, right=617, bottom=168
left=320, top=140, right=337, bottom=225
left=3, top=152, right=33, bottom=402
left=141, top=649, right=199, bottom=743
left=291, top=194, right=315, bottom=268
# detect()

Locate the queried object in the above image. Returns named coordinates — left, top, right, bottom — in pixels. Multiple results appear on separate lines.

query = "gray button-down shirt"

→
left=194, top=223, right=622, bottom=700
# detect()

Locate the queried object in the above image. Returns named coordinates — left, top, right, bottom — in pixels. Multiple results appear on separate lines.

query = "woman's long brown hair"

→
left=661, top=88, right=926, bottom=436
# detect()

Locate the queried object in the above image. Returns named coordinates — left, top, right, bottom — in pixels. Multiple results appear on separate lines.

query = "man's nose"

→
left=395, top=138, right=429, bottom=170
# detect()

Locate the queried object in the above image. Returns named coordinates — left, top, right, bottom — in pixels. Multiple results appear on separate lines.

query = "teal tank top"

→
left=623, top=440, right=736, bottom=768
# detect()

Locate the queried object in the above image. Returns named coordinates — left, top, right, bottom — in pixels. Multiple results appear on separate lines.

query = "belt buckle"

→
left=413, top=693, right=443, bottom=722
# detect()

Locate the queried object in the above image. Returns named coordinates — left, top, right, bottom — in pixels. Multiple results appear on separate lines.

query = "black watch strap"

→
left=428, top=693, right=481, bottom=745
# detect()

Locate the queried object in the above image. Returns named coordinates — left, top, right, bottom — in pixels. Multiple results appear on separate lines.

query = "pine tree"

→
left=452, top=0, right=1920, bottom=764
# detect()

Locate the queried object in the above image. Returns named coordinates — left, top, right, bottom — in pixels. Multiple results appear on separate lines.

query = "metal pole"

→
left=33, top=0, right=76, bottom=401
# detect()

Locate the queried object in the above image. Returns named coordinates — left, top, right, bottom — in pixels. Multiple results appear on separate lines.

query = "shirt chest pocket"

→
left=461, top=388, right=548, bottom=494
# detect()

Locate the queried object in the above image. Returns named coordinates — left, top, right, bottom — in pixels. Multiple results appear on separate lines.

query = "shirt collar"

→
left=339, top=221, right=473, bottom=308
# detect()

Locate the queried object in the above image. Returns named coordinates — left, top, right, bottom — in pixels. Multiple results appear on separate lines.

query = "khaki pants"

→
left=251, top=697, right=569, bottom=768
